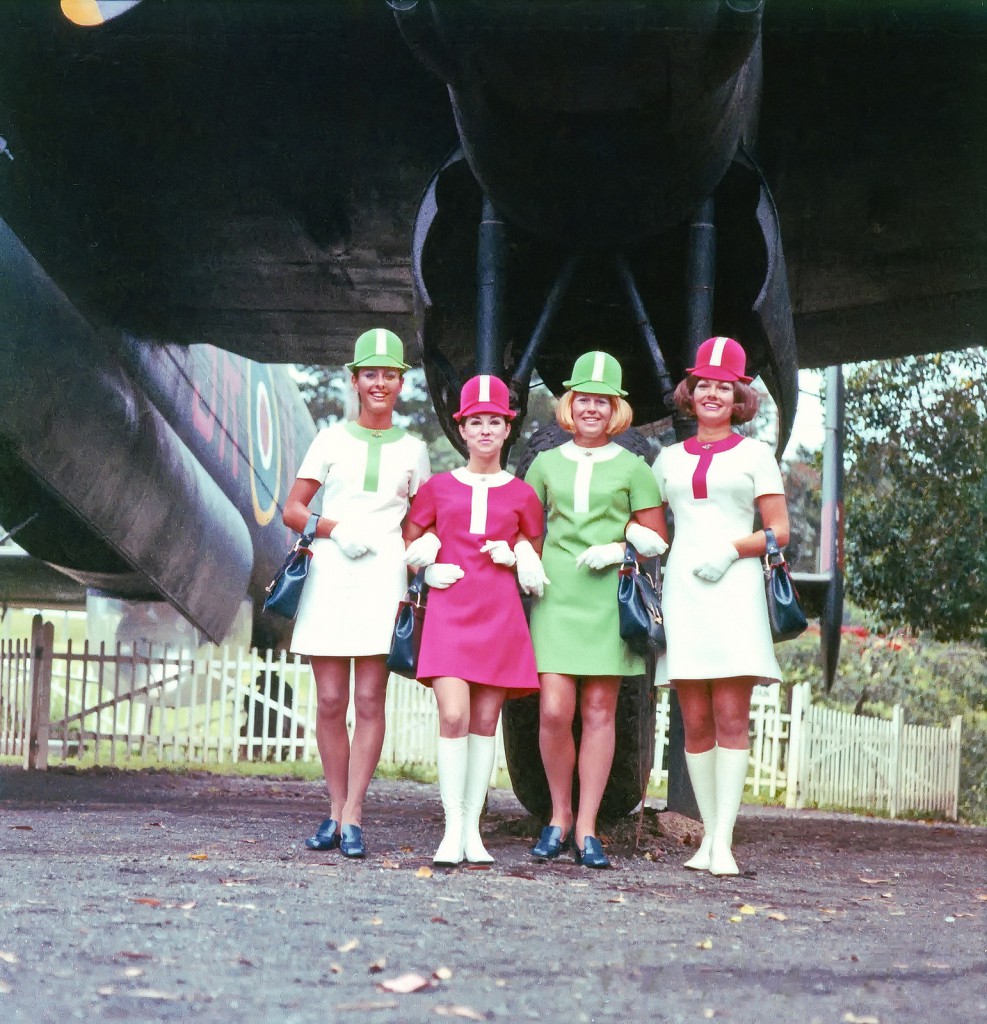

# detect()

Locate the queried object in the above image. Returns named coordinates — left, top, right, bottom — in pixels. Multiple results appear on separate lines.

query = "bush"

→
left=776, top=628, right=987, bottom=824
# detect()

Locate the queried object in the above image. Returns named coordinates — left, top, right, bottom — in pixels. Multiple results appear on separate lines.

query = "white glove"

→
left=575, top=542, right=626, bottom=571
left=423, top=563, right=465, bottom=589
left=404, top=533, right=442, bottom=569
left=692, top=539, right=740, bottom=582
left=330, top=521, right=376, bottom=559
left=625, top=522, right=668, bottom=558
left=514, top=540, right=550, bottom=598
left=480, top=539, right=517, bottom=567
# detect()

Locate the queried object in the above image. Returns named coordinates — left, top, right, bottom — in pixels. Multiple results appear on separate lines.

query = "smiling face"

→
left=352, top=366, right=403, bottom=419
left=458, top=412, right=511, bottom=460
left=692, top=377, right=737, bottom=430
left=570, top=392, right=614, bottom=445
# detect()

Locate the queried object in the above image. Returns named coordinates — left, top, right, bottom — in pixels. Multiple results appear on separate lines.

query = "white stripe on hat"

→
left=478, top=375, right=492, bottom=402
left=591, top=352, right=606, bottom=381
left=375, top=329, right=388, bottom=356
left=709, top=337, right=728, bottom=367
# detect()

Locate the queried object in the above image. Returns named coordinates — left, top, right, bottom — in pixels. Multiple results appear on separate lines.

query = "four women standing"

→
left=284, top=330, right=791, bottom=875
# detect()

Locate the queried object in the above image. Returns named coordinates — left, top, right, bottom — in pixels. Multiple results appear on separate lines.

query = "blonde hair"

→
left=556, top=391, right=634, bottom=436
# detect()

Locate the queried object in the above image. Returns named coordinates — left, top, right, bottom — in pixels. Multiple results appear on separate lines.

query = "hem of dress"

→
left=417, top=676, right=539, bottom=697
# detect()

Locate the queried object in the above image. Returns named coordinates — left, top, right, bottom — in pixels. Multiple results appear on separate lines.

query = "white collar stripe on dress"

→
left=591, top=351, right=606, bottom=382
left=469, top=486, right=489, bottom=534
left=375, top=329, right=387, bottom=356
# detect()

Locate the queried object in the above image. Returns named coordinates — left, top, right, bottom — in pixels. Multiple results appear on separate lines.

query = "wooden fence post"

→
left=786, top=681, right=808, bottom=810
left=889, top=704, right=904, bottom=818
left=25, top=614, right=54, bottom=771
left=948, top=715, right=963, bottom=822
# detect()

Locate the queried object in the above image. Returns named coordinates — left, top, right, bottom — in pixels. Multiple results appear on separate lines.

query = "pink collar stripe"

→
left=684, top=433, right=743, bottom=499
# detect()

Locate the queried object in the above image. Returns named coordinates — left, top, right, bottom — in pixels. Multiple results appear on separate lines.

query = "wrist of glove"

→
left=404, top=532, right=441, bottom=569
left=692, top=540, right=740, bottom=582
left=575, top=542, right=626, bottom=571
left=625, top=522, right=669, bottom=558
left=330, top=521, right=376, bottom=559
left=423, top=563, right=465, bottom=589
left=480, top=539, right=517, bottom=567
left=514, top=540, right=551, bottom=598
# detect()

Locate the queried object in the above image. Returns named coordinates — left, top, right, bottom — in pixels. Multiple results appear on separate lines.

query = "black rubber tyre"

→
left=503, top=422, right=660, bottom=822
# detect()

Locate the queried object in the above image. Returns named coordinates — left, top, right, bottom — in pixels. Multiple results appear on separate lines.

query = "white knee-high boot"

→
left=683, top=748, right=718, bottom=870
left=434, top=736, right=469, bottom=865
left=709, top=746, right=749, bottom=876
left=462, top=733, right=496, bottom=864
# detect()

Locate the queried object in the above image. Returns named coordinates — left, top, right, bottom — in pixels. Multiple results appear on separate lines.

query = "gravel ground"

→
left=1, top=767, right=984, bottom=1024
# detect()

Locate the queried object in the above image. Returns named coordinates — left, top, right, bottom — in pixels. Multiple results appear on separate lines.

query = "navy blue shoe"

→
left=304, top=818, right=340, bottom=851
left=575, top=835, right=611, bottom=869
left=340, top=824, right=366, bottom=859
left=531, top=825, right=575, bottom=860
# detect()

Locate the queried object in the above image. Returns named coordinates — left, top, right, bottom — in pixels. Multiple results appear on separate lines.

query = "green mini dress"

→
left=525, top=441, right=661, bottom=677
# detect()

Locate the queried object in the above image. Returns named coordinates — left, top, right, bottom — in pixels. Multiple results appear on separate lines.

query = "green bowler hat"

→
left=345, top=328, right=411, bottom=373
left=562, top=350, right=627, bottom=396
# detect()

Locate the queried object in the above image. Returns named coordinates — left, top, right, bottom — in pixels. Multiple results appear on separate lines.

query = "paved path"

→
left=1, top=768, right=984, bottom=1023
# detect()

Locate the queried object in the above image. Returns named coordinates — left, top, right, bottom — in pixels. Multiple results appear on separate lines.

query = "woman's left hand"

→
left=575, top=542, right=626, bottom=570
left=692, top=539, right=740, bottom=582
left=480, top=539, right=517, bottom=567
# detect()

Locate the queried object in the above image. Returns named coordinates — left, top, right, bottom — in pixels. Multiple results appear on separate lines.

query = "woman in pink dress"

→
left=404, top=375, right=548, bottom=866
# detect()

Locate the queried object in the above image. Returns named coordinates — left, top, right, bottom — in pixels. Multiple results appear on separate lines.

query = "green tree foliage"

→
left=843, top=349, right=987, bottom=641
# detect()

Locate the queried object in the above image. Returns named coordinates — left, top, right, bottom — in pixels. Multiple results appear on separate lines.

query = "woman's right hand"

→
left=423, top=563, right=465, bottom=589
left=330, top=522, right=377, bottom=559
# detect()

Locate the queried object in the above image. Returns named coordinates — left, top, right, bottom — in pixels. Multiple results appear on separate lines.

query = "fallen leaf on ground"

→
left=430, top=917, right=449, bottom=925
left=144, top=822, right=164, bottom=828
left=729, top=916, right=742, bottom=923
left=377, top=972, right=433, bottom=994
left=219, top=878, right=257, bottom=886
left=122, top=968, right=144, bottom=979
left=696, top=938, right=713, bottom=950
left=767, top=913, right=788, bottom=922
left=842, top=1014, right=880, bottom=1024
left=174, top=901, right=196, bottom=911
left=608, top=895, right=626, bottom=904
left=368, top=958, right=387, bottom=973
left=738, top=904, right=757, bottom=915
left=236, top=838, right=258, bottom=845
left=434, top=1005, right=486, bottom=1020
left=335, top=1000, right=398, bottom=1012
left=416, top=866, right=434, bottom=879
left=337, top=939, right=360, bottom=953
left=858, top=877, right=892, bottom=885
left=381, top=859, right=400, bottom=870
left=187, top=853, right=208, bottom=861
left=131, top=898, right=162, bottom=908
left=370, top=915, right=383, bottom=925
left=433, top=966, right=453, bottom=981
left=119, top=952, right=153, bottom=961
left=329, top=963, right=342, bottom=974
left=976, top=894, right=987, bottom=902
left=0, top=951, right=19, bottom=964
left=8, top=825, right=32, bottom=831
left=0, top=981, right=11, bottom=994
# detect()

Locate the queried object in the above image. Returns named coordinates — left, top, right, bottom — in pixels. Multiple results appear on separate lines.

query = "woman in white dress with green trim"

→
left=282, top=329, right=430, bottom=858
left=524, top=351, right=667, bottom=868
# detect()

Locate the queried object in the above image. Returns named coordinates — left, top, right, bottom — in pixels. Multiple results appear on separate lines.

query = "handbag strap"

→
left=405, top=567, right=429, bottom=605
left=301, top=512, right=320, bottom=543
left=763, top=527, right=786, bottom=568
left=620, top=542, right=639, bottom=576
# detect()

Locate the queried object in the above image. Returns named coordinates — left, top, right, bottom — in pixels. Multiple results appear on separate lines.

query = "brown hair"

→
left=673, top=376, right=760, bottom=425
left=556, top=391, right=634, bottom=436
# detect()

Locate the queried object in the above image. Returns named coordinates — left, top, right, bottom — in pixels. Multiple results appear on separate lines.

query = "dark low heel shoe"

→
left=531, top=825, right=575, bottom=860
left=304, top=818, right=340, bottom=851
left=575, top=835, right=611, bottom=869
left=340, top=824, right=366, bottom=859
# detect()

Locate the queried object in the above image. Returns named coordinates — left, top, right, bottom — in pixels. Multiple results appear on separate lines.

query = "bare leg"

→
left=574, top=675, right=620, bottom=846
left=310, top=656, right=352, bottom=821
left=538, top=673, right=577, bottom=833
left=339, top=655, right=389, bottom=828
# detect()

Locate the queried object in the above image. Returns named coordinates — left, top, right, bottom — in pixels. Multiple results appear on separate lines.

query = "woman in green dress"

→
left=524, top=352, right=667, bottom=868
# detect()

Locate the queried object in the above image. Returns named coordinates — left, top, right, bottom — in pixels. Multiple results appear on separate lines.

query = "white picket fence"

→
left=0, top=622, right=963, bottom=819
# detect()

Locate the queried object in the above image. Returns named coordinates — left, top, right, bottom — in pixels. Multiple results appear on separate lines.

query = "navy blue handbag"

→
left=764, top=527, right=808, bottom=642
left=617, top=544, right=666, bottom=655
left=263, top=513, right=320, bottom=619
left=386, top=569, right=428, bottom=678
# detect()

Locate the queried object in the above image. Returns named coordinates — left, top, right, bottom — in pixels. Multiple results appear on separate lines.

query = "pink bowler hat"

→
left=452, top=374, right=517, bottom=421
left=686, top=336, right=753, bottom=384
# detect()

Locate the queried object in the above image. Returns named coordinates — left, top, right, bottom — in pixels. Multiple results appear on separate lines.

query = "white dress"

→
left=652, top=434, right=783, bottom=683
left=290, top=422, right=430, bottom=657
